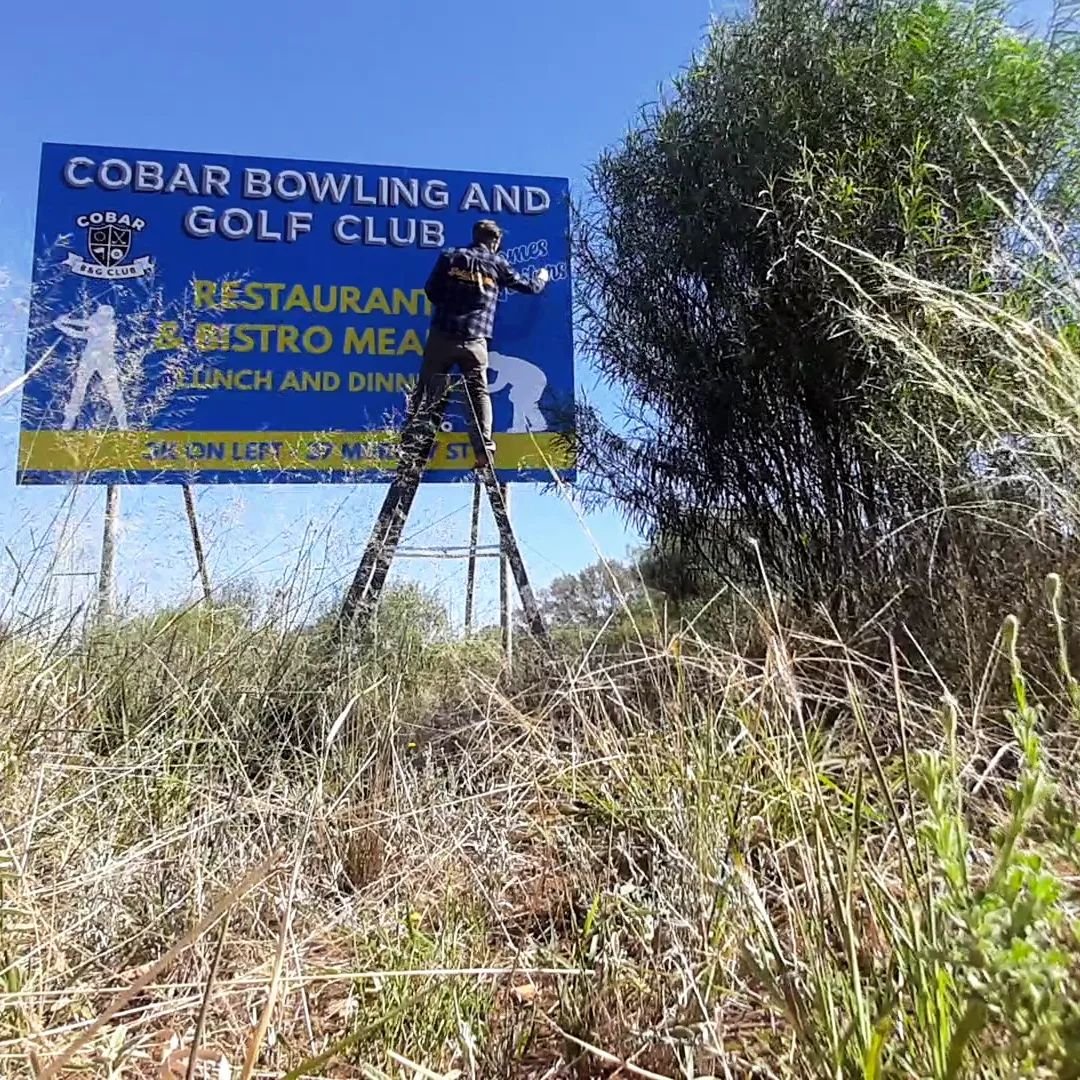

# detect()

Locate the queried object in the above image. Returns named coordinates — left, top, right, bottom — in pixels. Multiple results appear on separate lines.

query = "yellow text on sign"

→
left=18, top=430, right=575, bottom=475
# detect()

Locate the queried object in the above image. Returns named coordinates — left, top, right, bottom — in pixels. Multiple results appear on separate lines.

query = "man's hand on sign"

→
left=536, top=267, right=550, bottom=288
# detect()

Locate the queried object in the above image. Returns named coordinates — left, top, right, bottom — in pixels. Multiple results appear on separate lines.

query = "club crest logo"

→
left=64, top=211, right=153, bottom=279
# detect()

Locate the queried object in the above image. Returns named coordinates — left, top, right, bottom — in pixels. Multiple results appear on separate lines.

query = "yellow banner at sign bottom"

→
left=18, top=429, right=575, bottom=475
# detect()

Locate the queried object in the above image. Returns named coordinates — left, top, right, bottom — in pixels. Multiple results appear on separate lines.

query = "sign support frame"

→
left=499, top=483, right=514, bottom=667
left=96, top=484, right=119, bottom=621
left=464, top=479, right=482, bottom=635
left=182, top=484, right=213, bottom=604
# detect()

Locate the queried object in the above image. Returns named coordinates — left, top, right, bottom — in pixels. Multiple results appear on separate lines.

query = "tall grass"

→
left=814, top=124, right=1080, bottom=541
left=4, top=147, right=1080, bottom=1072
left=0, top=552, right=1078, bottom=1077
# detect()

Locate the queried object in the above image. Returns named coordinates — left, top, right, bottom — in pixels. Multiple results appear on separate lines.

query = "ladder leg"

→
left=339, top=468, right=418, bottom=633
left=353, top=468, right=423, bottom=623
left=339, top=404, right=442, bottom=635
left=454, top=382, right=550, bottom=650
left=477, top=464, right=551, bottom=649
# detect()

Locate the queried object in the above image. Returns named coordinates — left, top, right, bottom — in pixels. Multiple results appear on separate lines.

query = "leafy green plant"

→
left=576, top=0, right=1080, bottom=620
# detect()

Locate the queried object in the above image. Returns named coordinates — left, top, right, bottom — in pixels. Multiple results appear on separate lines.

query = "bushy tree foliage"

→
left=576, top=0, right=1080, bottom=613
left=535, top=559, right=646, bottom=629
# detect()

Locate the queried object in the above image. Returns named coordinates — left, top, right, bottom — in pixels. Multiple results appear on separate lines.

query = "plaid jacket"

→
left=424, top=244, right=543, bottom=339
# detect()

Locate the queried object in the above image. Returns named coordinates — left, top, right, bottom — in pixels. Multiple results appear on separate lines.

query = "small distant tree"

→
left=374, top=581, right=450, bottom=649
left=309, top=581, right=450, bottom=656
left=534, top=559, right=647, bottom=629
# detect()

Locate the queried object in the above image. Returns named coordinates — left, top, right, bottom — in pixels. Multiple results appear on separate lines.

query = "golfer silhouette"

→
left=487, top=351, right=548, bottom=433
left=53, top=304, right=128, bottom=430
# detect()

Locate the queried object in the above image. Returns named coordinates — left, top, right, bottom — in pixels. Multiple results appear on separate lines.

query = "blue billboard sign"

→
left=18, top=142, right=574, bottom=484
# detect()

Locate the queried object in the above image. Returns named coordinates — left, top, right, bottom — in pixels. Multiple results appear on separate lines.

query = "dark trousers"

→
left=404, top=328, right=495, bottom=456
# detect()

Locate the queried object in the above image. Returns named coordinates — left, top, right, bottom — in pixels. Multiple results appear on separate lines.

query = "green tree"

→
left=535, top=559, right=646, bottom=629
left=575, top=0, right=1080, bottom=615
left=308, top=581, right=450, bottom=658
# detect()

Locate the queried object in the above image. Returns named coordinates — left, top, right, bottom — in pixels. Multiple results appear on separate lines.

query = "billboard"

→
left=18, top=142, right=574, bottom=485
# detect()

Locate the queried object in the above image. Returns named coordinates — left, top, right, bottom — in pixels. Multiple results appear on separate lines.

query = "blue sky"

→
left=0, top=0, right=738, bottom=625
left=0, top=0, right=1054, bottom=626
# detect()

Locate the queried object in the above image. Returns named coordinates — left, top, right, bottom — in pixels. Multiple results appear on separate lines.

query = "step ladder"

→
left=338, top=387, right=550, bottom=648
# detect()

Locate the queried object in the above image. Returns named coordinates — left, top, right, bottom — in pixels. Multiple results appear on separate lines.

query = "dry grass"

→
left=5, top=174, right=1080, bottom=1071
left=0, top=577, right=1077, bottom=1079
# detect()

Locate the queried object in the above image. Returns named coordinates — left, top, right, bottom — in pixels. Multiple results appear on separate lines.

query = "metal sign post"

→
left=94, top=483, right=212, bottom=621
left=96, top=484, right=119, bottom=621
left=499, top=483, right=513, bottom=666
left=182, top=484, right=212, bottom=603
left=464, top=480, right=482, bottom=635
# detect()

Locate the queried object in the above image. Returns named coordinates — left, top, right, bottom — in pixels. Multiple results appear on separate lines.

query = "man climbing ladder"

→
left=403, top=218, right=549, bottom=466
left=338, top=221, right=552, bottom=647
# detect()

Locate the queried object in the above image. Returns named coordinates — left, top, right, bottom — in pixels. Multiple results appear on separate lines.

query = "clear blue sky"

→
left=0, top=0, right=734, bottom=625
left=0, top=0, right=1053, bottom=626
